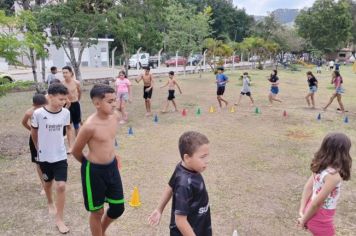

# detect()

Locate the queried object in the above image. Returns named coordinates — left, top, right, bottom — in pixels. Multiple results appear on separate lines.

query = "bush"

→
left=0, top=80, right=35, bottom=97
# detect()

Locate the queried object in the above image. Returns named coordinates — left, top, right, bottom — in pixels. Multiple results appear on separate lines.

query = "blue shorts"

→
left=117, top=92, right=129, bottom=102
left=336, top=87, right=344, bottom=94
left=270, top=86, right=279, bottom=95
left=309, top=86, right=317, bottom=93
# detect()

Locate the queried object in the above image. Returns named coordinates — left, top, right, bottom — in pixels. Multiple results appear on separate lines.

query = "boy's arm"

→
left=66, top=125, right=74, bottom=153
left=160, top=81, right=169, bottom=89
left=71, top=125, right=92, bottom=162
left=21, top=111, right=31, bottom=131
left=148, top=185, right=173, bottom=226
left=175, top=215, right=196, bottom=236
left=175, top=80, right=182, bottom=94
left=76, top=81, right=82, bottom=101
left=31, top=128, right=39, bottom=150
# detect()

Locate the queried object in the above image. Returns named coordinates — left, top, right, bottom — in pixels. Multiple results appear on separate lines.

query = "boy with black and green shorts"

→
left=72, top=84, right=125, bottom=236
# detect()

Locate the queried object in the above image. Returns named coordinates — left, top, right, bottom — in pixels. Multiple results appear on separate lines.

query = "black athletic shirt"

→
left=308, top=77, right=318, bottom=87
left=269, top=75, right=279, bottom=83
left=168, top=163, right=212, bottom=236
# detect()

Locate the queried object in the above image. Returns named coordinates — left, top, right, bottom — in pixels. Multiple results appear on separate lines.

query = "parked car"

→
left=0, top=72, right=14, bottom=85
left=165, top=56, right=187, bottom=67
left=187, top=54, right=203, bottom=66
left=226, top=55, right=240, bottom=64
left=128, top=53, right=149, bottom=69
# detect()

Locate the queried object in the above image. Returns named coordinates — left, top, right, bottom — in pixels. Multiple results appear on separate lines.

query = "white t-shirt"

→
left=329, top=61, right=334, bottom=67
left=31, top=107, right=70, bottom=163
left=241, top=76, right=251, bottom=93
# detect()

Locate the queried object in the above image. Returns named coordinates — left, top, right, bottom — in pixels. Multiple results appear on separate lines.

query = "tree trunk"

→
left=41, top=57, right=45, bottom=82
left=122, top=40, right=129, bottom=77
left=29, top=48, right=41, bottom=92
left=67, top=39, right=82, bottom=81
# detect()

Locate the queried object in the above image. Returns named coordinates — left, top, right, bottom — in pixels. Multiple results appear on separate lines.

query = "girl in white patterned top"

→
left=298, top=133, right=352, bottom=236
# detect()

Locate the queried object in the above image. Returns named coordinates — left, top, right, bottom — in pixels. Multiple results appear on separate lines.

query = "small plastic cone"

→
left=129, top=187, right=141, bottom=207
left=154, top=115, right=158, bottom=123
left=182, top=109, right=187, bottom=116
left=255, top=107, right=259, bottom=114
left=196, top=108, right=201, bottom=116
left=232, top=230, right=239, bottom=236
left=128, top=127, right=133, bottom=135
left=209, top=106, right=215, bottom=113
left=283, top=110, right=287, bottom=117
left=344, top=116, right=349, bottom=123
left=317, top=113, right=321, bottom=120
left=230, top=106, right=235, bottom=113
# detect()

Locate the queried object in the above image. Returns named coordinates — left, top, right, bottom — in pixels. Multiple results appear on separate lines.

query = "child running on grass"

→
left=148, top=131, right=212, bottom=236
left=268, top=69, right=282, bottom=105
left=298, top=132, right=352, bottom=236
left=305, top=71, right=318, bottom=109
left=216, top=66, right=229, bottom=108
left=22, top=93, right=47, bottom=195
left=72, top=84, right=125, bottom=236
left=31, top=83, right=73, bottom=234
left=160, top=71, right=182, bottom=113
left=323, top=71, right=345, bottom=113
left=235, top=72, right=255, bottom=107
left=115, top=70, right=132, bottom=124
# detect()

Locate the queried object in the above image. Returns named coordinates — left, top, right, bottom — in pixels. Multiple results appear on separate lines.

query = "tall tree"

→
left=0, top=10, right=21, bottom=64
left=164, top=2, right=211, bottom=59
left=295, top=0, right=352, bottom=53
left=38, top=0, right=110, bottom=81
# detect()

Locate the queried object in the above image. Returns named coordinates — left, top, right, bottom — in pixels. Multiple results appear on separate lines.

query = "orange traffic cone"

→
left=230, top=106, right=236, bottom=113
left=129, top=187, right=141, bottom=207
left=209, top=106, right=215, bottom=113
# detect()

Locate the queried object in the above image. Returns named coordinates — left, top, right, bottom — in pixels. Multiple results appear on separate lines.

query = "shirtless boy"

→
left=135, top=67, right=154, bottom=116
left=160, top=71, right=182, bottom=113
left=61, top=66, right=82, bottom=134
left=72, top=84, right=125, bottom=236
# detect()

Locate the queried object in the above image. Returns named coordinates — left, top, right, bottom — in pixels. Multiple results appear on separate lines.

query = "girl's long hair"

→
left=311, top=133, right=352, bottom=180
left=306, top=71, right=315, bottom=79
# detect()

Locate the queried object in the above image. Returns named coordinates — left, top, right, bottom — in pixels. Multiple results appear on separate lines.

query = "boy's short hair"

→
left=48, top=83, right=68, bottom=95
left=169, top=71, right=174, bottom=76
left=144, top=66, right=150, bottom=71
left=50, top=66, right=57, bottom=72
left=243, top=72, right=248, bottom=75
left=32, top=93, right=47, bottom=106
left=49, top=78, right=61, bottom=85
left=90, top=84, right=115, bottom=99
left=62, top=66, right=73, bottom=74
left=217, top=66, right=224, bottom=71
left=178, top=131, right=209, bottom=159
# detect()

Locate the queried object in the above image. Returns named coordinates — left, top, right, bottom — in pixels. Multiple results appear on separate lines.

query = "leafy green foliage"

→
left=0, top=80, right=35, bottom=97
left=295, top=0, right=352, bottom=53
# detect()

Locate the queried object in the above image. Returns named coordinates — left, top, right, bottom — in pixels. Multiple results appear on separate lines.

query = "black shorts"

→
left=330, top=66, right=334, bottom=70
left=240, top=91, right=251, bottom=97
left=217, top=87, right=225, bottom=96
left=81, top=158, right=124, bottom=212
left=168, top=90, right=175, bottom=100
left=38, top=160, right=68, bottom=182
left=143, top=86, right=153, bottom=100
left=69, top=101, right=82, bottom=125
left=29, top=136, right=38, bottom=163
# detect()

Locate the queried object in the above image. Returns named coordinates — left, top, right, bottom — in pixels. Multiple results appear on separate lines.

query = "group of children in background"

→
left=20, top=64, right=352, bottom=236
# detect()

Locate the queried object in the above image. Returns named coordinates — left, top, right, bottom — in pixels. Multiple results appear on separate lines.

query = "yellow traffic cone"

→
left=129, top=187, right=141, bottom=207
left=209, top=106, right=215, bottom=113
left=230, top=106, right=235, bottom=113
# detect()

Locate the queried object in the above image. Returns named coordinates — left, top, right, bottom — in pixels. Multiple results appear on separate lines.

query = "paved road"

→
left=10, top=61, right=267, bottom=81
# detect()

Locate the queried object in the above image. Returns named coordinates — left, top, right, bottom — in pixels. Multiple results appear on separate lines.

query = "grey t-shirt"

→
left=47, top=73, right=57, bottom=85
left=241, top=76, right=251, bottom=93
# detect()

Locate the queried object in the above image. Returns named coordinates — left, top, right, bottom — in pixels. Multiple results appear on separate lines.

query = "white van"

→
left=128, top=53, right=149, bottom=69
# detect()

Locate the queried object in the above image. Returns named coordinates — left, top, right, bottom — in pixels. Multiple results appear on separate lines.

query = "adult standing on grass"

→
left=215, top=66, right=229, bottom=109
left=61, top=66, right=82, bottom=135
left=305, top=71, right=318, bottom=109
left=323, top=71, right=345, bottom=113
left=268, top=69, right=282, bottom=106
left=135, top=67, right=154, bottom=116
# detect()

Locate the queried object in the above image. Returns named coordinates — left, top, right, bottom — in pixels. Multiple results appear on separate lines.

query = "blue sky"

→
left=233, top=0, right=315, bottom=15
